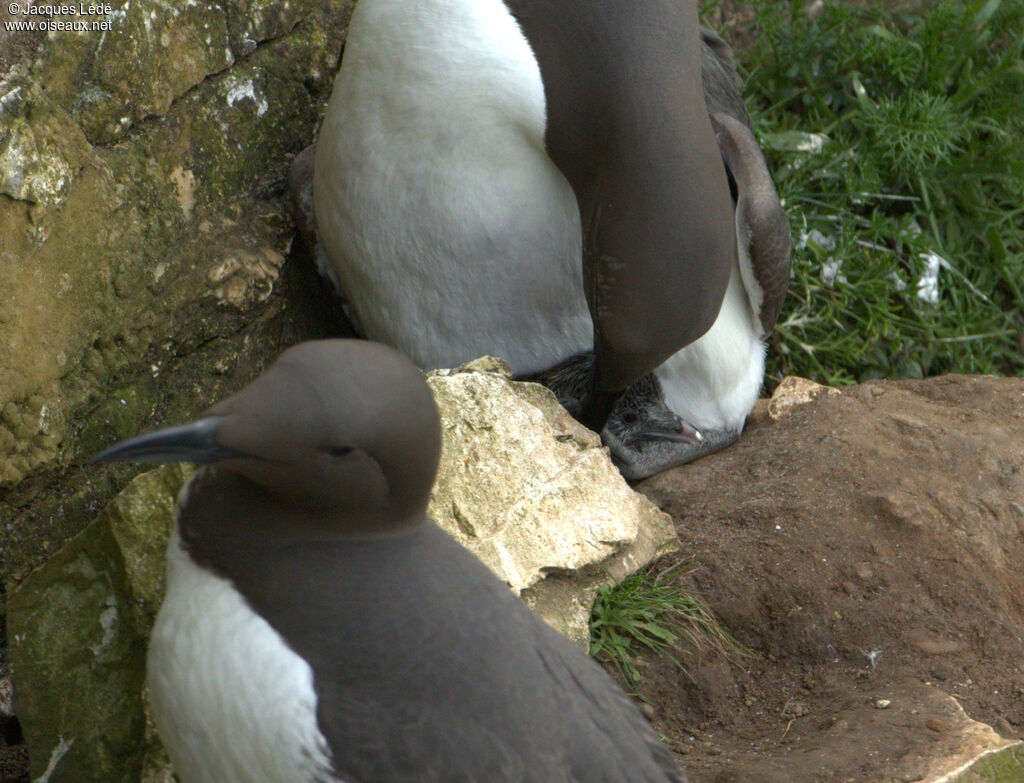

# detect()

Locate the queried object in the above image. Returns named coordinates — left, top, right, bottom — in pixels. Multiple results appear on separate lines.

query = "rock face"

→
left=7, top=361, right=676, bottom=783
left=2, top=4, right=357, bottom=778
left=7, top=464, right=192, bottom=783
left=0, top=0, right=356, bottom=584
left=635, top=374, right=1024, bottom=782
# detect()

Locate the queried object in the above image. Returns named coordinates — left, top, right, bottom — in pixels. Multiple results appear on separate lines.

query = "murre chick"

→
left=93, top=339, right=689, bottom=783
left=311, top=0, right=736, bottom=447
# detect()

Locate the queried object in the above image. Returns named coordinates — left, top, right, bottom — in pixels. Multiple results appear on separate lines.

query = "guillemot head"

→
left=507, top=1, right=736, bottom=431
left=93, top=339, right=441, bottom=531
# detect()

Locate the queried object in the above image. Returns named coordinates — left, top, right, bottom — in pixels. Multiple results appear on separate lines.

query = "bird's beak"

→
left=91, top=416, right=243, bottom=464
left=640, top=414, right=703, bottom=446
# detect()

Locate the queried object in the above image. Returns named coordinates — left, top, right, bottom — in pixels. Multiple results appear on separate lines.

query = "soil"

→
left=633, top=375, right=1024, bottom=782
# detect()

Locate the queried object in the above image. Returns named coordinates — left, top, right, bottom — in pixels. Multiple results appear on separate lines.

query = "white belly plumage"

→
left=314, top=0, right=592, bottom=376
left=655, top=259, right=765, bottom=434
left=148, top=528, right=342, bottom=783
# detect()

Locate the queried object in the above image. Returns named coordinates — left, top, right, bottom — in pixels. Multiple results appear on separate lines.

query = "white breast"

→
left=313, top=0, right=591, bottom=375
left=148, top=528, right=342, bottom=783
left=655, top=256, right=765, bottom=433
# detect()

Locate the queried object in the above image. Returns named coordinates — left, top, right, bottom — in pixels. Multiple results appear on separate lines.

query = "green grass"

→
left=718, top=0, right=1024, bottom=386
left=588, top=560, right=752, bottom=692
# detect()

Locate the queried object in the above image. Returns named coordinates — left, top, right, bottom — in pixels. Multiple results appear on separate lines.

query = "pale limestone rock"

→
left=920, top=690, right=1022, bottom=783
left=767, top=375, right=840, bottom=420
left=427, top=357, right=678, bottom=648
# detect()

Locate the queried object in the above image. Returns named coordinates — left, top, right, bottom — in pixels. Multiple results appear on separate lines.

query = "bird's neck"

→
left=178, top=468, right=428, bottom=564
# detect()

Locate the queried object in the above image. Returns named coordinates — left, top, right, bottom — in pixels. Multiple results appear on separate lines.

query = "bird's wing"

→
left=530, top=633, right=690, bottom=783
left=699, top=27, right=752, bottom=126
left=711, top=112, right=793, bottom=337
left=336, top=621, right=687, bottom=782
left=300, top=526, right=688, bottom=782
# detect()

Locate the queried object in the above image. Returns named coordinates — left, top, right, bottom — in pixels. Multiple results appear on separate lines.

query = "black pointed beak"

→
left=91, top=416, right=244, bottom=464
left=639, top=413, right=703, bottom=446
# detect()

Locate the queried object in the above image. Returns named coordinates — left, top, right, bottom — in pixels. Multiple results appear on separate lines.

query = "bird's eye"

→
left=622, top=412, right=639, bottom=424
left=322, top=445, right=354, bottom=459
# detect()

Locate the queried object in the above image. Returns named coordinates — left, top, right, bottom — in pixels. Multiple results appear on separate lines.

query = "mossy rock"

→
left=7, top=464, right=192, bottom=783
left=949, top=742, right=1024, bottom=783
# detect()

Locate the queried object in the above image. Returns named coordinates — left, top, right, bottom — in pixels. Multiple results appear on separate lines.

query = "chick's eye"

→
left=622, top=412, right=639, bottom=424
left=322, top=445, right=354, bottom=459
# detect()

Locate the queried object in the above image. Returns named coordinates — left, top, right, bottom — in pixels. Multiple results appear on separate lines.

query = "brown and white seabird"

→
left=93, top=339, right=689, bottom=783
left=308, top=0, right=735, bottom=460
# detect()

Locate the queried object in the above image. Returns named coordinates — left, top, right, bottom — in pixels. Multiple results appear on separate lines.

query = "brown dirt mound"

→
left=634, top=375, right=1024, bottom=782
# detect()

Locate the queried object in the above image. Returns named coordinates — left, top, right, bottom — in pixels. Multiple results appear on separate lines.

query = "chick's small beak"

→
left=640, top=415, right=703, bottom=446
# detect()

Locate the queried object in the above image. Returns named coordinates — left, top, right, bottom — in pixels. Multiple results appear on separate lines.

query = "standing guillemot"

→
left=495, top=27, right=792, bottom=479
left=295, top=12, right=789, bottom=479
left=93, top=339, right=689, bottom=782
left=310, top=0, right=736, bottom=441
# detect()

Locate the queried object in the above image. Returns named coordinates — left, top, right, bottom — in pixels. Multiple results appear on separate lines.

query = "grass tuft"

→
left=718, top=0, right=1024, bottom=386
left=588, top=560, right=752, bottom=693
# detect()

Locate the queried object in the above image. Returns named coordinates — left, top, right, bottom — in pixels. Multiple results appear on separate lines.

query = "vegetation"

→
left=588, top=560, right=751, bottom=692
left=722, top=0, right=1024, bottom=385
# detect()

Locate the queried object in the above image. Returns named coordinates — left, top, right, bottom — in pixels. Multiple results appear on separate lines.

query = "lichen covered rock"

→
left=0, top=70, right=99, bottom=204
left=0, top=0, right=356, bottom=582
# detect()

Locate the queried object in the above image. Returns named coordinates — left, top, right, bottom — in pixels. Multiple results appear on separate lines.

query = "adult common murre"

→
left=93, top=339, right=689, bottom=782
left=310, top=0, right=736, bottom=455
